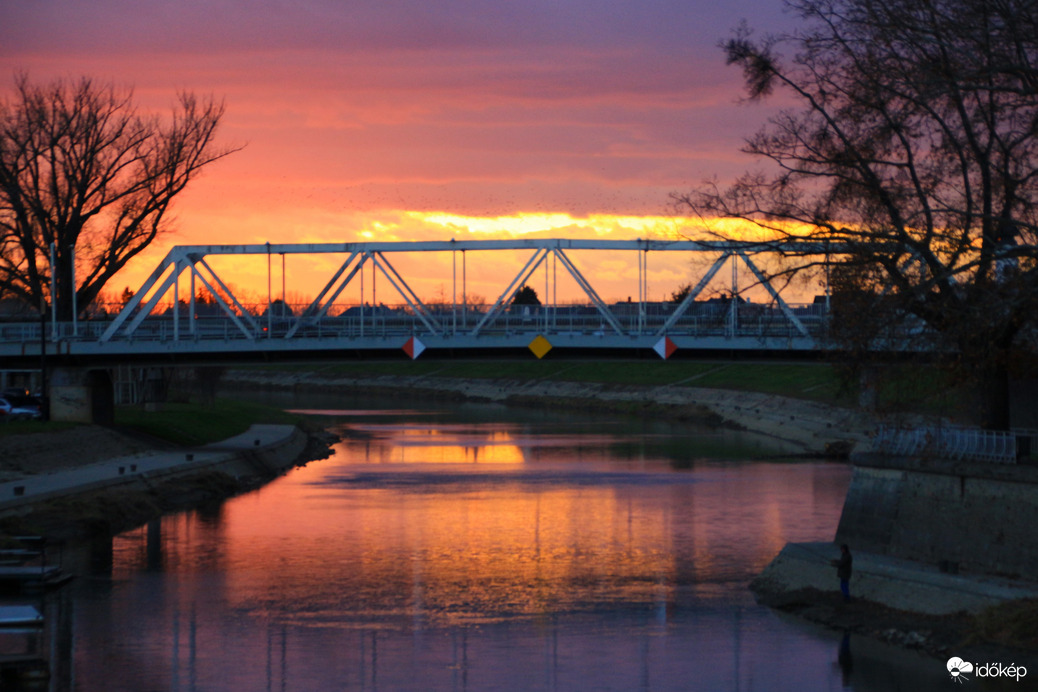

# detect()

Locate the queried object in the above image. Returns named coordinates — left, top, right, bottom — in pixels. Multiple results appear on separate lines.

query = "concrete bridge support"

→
left=49, top=367, right=114, bottom=425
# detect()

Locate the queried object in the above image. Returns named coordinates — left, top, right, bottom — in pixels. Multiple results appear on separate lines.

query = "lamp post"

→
left=39, top=296, right=48, bottom=422
left=71, top=243, right=78, bottom=338
left=266, top=242, right=272, bottom=337
left=50, top=243, right=57, bottom=339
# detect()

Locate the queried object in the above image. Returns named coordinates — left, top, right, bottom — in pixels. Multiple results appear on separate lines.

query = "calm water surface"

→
left=46, top=400, right=947, bottom=690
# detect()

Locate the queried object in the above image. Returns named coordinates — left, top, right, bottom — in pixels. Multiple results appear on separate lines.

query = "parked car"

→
left=0, top=396, right=42, bottom=421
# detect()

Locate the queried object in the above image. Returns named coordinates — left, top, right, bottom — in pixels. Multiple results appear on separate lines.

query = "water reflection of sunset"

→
left=221, top=476, right=677, bottom=627
left=98, top=408, right=854, bottom=691
left=357, top=425, right=528, bottom=465
left=111, top=418, right=843, bottom=630
left=334, top=422, right=630, bottom=466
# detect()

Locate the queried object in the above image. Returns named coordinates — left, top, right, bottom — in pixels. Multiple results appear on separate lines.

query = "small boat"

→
left=0, top=604, right=48, bottom=682
left=0, top=605, right=42, bottom=628
left=0, top=537, right=72, bottom=592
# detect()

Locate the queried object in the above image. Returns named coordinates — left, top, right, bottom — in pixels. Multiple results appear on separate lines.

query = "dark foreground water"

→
left=28, top=400, right=954, bottom=690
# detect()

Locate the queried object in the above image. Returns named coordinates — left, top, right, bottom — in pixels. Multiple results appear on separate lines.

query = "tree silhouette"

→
left=512, top=285, right=541, bottom=306
left=670, top=283, right=692, bottom=304
left=0, top=74, right=239, bottom=320
left=674, top=0, right=1038, bottom=429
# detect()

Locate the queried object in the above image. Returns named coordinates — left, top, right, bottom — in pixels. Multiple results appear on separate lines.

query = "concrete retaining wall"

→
left=754, top=454, right=1038, bottom=614
left=836, top=455, right=1038, bottom=580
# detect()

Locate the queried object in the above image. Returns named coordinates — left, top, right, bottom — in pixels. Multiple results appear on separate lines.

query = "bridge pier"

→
left=49, top=367, right=114, bottom=425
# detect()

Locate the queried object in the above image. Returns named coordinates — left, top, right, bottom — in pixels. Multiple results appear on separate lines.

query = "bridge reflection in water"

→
left=0, top=239, right=840, bottom=362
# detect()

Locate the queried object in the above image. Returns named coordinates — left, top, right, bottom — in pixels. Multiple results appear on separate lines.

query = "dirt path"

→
left=0, top=426, right=156, bottom=481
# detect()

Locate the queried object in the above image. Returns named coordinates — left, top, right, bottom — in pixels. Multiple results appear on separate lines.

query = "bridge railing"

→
left=0, top=300, right=831, bottom=344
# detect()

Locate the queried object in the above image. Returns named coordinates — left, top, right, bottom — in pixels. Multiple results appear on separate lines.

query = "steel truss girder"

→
left=471, top=248, right=549, bottom=336
left=152, top=238, right=849, bottom=254
left=100, top=238, right=837, bottom=344
left=192, top=257, right=261, bottom=339
left=735, top=250, right=810, bottom=337
left=101, top=249, right=263, bottom=343
left=552, top=248, right=624, bottom=335
left=285, top=251, right=362, bottom=338
left=285, top=250, right=447, bottom=338
left=655, top=251, right=732, bottom=336
left=371, top=251, right=443, bottom=335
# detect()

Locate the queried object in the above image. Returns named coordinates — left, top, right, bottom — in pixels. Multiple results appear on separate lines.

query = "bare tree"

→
left=0, top=74, right=239, bottom=321
left=674, top=0, right=1038, bottom=429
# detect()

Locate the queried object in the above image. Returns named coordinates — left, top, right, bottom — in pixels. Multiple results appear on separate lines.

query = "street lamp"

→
left=39, top=296, right=48, bottom=422
left=50, top=242, right=57, bottom=339
left=70, top=243, right=77, bottom=338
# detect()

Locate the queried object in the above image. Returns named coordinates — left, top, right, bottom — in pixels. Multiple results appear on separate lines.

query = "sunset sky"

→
left=1, top=0, right=797, bottom=305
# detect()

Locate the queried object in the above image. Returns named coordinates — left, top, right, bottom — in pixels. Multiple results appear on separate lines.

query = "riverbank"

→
left=752, top=542, right=1038, bottom=662
left=221, top=365, right=1038, bottom=660
left=757, top=586, right=1038, bottom=668
left=5, top=364, right=1036, bottom=661
left=0, top=421, right=336, bottom=540
left=0, top=425, right=156, bottom=481
left=222, top=367, right=883, bottom=456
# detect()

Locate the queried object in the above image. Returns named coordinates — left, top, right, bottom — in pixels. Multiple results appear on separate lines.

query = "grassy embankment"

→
left=251, top=358, right=963, bottom=415
left=0, top=399, right=304, bottom=446
left=111, top=399, right=307, bottom=447
left=0, top=359, right=962, bottom=445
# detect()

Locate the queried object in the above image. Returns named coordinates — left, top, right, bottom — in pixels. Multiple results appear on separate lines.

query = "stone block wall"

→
left=836, top=457, right=1038, bottom=579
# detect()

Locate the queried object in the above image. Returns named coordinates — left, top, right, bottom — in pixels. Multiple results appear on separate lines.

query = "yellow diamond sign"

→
left=528, top=335, right=553, bottom=359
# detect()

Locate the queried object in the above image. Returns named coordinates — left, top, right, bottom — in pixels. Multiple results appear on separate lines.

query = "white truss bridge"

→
left=0, top=238, right=839, bottom=363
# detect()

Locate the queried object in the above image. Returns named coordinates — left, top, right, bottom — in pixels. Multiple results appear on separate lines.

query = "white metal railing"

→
left=0, top=301, right=829, bottom=344
left=871, top=424, right=1018, bottom=463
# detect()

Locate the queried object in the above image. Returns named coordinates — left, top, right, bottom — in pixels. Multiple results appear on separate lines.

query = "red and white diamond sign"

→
left=653, top=336, right=677, bottom=360
left=402, top=336, right=426, bottom=359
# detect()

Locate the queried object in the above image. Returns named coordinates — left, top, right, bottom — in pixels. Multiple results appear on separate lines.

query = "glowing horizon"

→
left=100, top=211, right=823, bottom=313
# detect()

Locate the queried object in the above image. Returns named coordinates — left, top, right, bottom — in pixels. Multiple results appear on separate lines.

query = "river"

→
left=31, top=396, right=947, bottom=690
